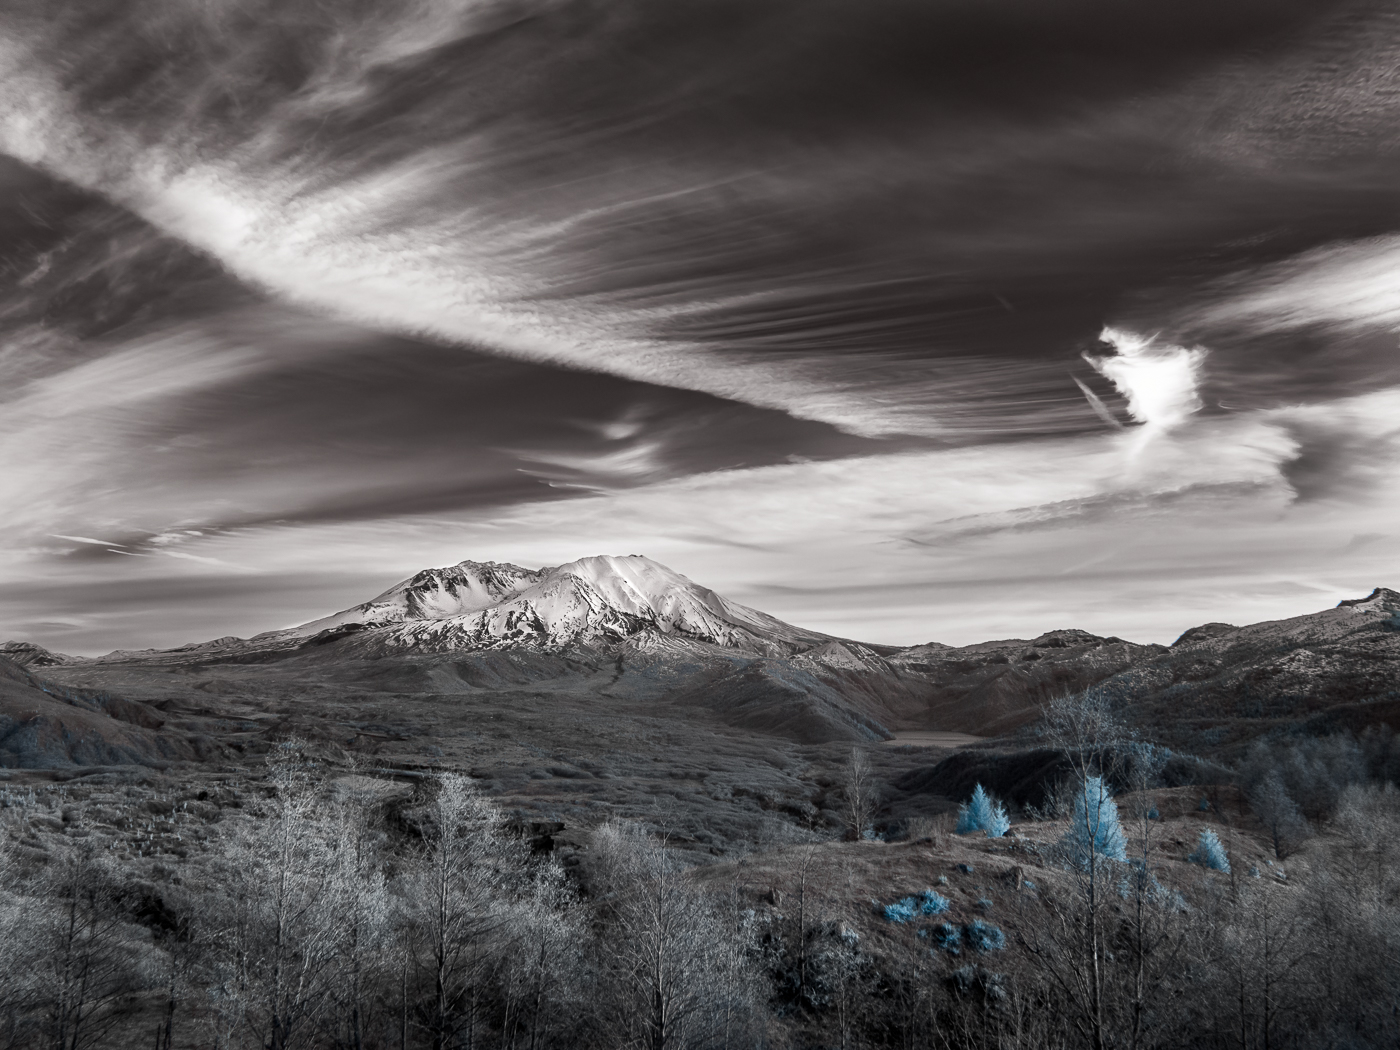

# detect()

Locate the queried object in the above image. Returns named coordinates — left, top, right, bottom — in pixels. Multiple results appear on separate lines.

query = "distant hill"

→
left=0, top=655, right=197, bottom=768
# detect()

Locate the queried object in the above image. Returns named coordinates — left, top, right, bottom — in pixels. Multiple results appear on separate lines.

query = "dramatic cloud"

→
left=5, top=0, right=1400, bottom=652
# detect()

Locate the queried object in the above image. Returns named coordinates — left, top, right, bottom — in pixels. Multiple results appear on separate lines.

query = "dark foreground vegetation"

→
left=2, top=695, right=1399, bottom=1050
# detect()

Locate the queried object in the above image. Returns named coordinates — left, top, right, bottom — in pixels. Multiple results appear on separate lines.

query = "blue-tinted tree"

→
left=956, top=783, right=1011, bottom=838
left=1188, top=828, right=1230, bottom=873
left=1063, top=775, right=1127, bottom=865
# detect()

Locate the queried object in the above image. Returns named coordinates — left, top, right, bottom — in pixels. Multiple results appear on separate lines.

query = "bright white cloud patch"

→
left=1085, top=327, right=1206, bottom=454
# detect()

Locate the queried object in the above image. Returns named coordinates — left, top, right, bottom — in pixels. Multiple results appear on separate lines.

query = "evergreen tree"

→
left=1063, top=775, right=1127, bottom=864
left=956, top=783, right=1011, bottom=838
left=1188, top=828, right=1230, bottom=872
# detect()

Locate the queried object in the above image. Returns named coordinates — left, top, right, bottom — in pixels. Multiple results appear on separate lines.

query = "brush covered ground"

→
left=2, top=744, right=1395, bottom=1050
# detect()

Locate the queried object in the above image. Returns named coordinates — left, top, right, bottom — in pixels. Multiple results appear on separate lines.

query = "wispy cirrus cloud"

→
left=1188, top=236, right=1400, bottom=335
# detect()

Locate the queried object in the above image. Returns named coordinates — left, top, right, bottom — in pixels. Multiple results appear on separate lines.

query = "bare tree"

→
left=409, top=773, right=525, bottom=1050
left=205, top=739, right=342, bottom=1050
left=323, top=792, right=391, bottom=1050
left=148, top=889, right=196, bottom=1050
left=591, top=821, right=759, bottom=1050
left=1218, top=882, right=1312, bottom=1050
left=1118, top=743, right=1190, bottom=1050
left=0, top=829, right=32, bottom=1048
left=1249, top=772, right=1307, bottom=860
left=497, top=854, right=582, bottom=1050
left=841, top=749, right=878, bottom=841
left=1023, top=691, right=1124, bottom=1050
left=30, top=839, right=145, bottom=1050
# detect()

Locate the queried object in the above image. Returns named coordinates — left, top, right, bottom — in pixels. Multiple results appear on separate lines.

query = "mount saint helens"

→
left=3, top=555, right=1400, bottom=771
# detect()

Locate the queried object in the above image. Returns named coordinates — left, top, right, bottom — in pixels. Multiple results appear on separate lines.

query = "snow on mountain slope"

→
left=296, top=554, right=836, bottom=655
left=300, top=561, right=546, bottom=632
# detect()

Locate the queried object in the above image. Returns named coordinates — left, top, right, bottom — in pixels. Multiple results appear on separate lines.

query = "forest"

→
left=1, top=692, right=1398, bottom=1050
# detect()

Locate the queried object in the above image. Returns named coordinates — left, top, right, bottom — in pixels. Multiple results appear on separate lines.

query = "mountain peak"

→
left=298, top=553, right=832, bottom=656
left=1337, top=587, right=1400, bottom=611
left=0, top=640, right=79, bottom=668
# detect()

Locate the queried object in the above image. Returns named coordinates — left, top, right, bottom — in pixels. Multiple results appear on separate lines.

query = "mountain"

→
left=886, top=628, right=1169, bottom=735
left=288, top=555, right=840, bottom=657
left=10, top=560, right=1400, bottom=766
left=28, top=554, right=926, bottom=749
left=0, top=640, right=79, bottom=668
left=879, top=589, right=1400, bottom=744
left=1085, top=586, right=1400, bottom=745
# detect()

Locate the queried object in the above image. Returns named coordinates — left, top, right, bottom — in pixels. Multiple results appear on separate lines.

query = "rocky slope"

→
left=0, top=655, right=196, bottom=768
left=1086, top=587, right=1400, bottom=745
left=887, top=628, right=1169, bottom=735
left=0, top=640, right=80, bottom=668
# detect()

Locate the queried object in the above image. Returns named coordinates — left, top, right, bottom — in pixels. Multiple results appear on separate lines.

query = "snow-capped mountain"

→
left=293, top=554, right=838, bottom=656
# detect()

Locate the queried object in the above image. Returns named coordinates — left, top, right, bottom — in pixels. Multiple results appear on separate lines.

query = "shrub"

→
left=1062, top=775, right=1127, bottom=864
left=1188, top=828, right=1230, bottom=872
left=885, top=890, right=950, bottom=922
left=883, top=897, right=918, bottom=923
left=956, top=783, right=1011, bottom=838
left=963, top=920, right=1006, bottom=951
left=1198, top=798, right=1210, bottom=812
left=918, top=889, right=950, bottom=915
left=931, top=922, right=961, bottom=953
left=976, top=898, right=993, bottom=912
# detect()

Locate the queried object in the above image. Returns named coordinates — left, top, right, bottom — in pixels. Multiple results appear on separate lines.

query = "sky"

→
left=2, top=0, right=1400, bottom=655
